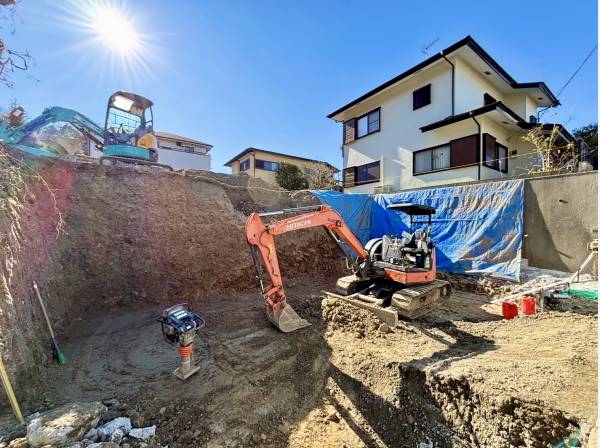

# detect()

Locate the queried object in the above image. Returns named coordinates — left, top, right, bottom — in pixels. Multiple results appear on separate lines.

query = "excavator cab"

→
left=384, top=203, right=436, bottom=270
left=101, top=91, right=170, bottom=170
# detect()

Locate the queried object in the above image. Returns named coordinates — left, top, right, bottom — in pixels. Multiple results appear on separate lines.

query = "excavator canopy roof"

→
left=109, top=91, right=153, bottom=112
left=387, top=203, right=436, bottom=215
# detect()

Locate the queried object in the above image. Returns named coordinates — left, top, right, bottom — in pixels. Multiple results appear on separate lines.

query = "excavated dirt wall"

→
left=0, top=150, right=342, bottom=400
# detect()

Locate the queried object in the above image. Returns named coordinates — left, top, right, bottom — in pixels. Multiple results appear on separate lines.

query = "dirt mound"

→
left=321, top=297, right=397, bottom=339
left=309, top=295, right=597, bottom=447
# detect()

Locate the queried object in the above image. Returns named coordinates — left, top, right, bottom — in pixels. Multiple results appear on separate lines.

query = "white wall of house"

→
left=156, top=137, right=211, bottom=171
left=342, top=60, right=456, bottom=193
left=454, top=57, right=503, bottom=113
left=86, top=135, right=212, bottom=171
left=156, top=147, right=211, bottom=171
left=338, top=52, right=544, bottom=193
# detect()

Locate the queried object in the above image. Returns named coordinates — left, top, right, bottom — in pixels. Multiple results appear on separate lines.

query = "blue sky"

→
left=2, top=0, right=598, bottom=172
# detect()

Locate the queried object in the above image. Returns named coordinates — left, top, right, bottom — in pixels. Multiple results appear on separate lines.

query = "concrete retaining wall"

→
left=523, top=171, right=598, bottom=272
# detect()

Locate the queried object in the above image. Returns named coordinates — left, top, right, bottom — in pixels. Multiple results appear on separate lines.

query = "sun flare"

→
left=91, top=5, right=140, bottom=55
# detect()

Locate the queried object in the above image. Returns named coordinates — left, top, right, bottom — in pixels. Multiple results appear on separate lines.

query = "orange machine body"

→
left=245, top=205, right=368, bottom=321
left=383, top=249, right=437, bottom=284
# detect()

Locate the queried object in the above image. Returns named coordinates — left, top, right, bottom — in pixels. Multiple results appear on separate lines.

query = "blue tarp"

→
left=313, top=179, right=524, bottom=280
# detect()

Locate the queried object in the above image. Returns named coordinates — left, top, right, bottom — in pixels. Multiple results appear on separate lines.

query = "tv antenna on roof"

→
left=421, top=37, right=440, bottom=57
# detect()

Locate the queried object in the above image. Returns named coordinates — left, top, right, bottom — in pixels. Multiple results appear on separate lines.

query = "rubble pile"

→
left=2, top=400, right=158, bottom=448
left=439, top=271, right=596, bottom=300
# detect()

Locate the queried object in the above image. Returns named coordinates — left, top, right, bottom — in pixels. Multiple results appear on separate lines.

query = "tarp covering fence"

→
left=313, top=179, right=525, bottom=280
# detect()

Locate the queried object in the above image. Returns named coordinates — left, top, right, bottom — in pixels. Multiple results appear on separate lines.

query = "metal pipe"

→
left=441, top=53, right=455, bottom=116
left=492, top=250, right=597, bottom=304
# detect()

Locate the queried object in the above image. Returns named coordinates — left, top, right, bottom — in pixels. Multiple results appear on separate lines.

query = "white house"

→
left=155, top=131, right=212, bottom=171
left=86, top=131, right=212, bottom=171
left=328, top=36, right=575, bottom=193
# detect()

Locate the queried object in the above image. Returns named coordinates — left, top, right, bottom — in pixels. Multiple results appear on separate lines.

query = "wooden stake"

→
left=0, top=354, right=24, bottom=424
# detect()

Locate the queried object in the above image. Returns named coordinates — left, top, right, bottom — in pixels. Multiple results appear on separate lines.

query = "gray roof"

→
left=155, top=131, right=213, bottom=148
left=328, top=35, right=559, bottom=119
left=224, top=147, right=339, bottom=172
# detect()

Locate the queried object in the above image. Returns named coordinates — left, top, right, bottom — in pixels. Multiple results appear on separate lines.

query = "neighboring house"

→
left=225, top=147, right=338, bottom=187
left=328, top=35, right=575, bottom=193
left=155, top=132, right=212, bottom=171
left=87, top=130, right=213, bottom=171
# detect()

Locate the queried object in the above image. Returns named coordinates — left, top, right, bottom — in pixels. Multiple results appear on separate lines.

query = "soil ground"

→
left=0, top=150, right=595, bottom=447
left=16, top=278, right=597, bottom=448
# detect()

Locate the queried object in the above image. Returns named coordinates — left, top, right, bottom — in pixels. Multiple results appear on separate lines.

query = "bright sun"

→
left=92, top=6, right=139, bottom=54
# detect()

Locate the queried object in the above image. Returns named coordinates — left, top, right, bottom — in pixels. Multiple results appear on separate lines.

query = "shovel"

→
left=33, top=282, right=67, bottom=365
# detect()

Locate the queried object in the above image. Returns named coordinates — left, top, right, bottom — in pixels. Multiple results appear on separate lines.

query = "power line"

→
left=539, top=43, right=597, bottom=120
left=556, top=43, right=598, bottom=98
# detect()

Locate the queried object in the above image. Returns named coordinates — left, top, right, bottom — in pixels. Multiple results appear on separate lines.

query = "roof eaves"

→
left=327, top=36, right=474, bottom=119
left=328, top=36, right=560, bottom=119
left=513, top=82, right=560, bottom=107
left=419, top=101, right=524, bottom=133
left=155, top=131, right=213, bottom=148
left=224, top=148, right=254, bottom=167
left=224, top=147, right=339, bottom=172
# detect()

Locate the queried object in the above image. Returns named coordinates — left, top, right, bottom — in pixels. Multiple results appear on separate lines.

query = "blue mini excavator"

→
left=0, top=91, right=172, bottom=170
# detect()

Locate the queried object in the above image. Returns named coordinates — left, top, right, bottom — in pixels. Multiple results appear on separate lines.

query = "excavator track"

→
left=336, top=275, right=378, bottom=296
left=390, top=279, right=451, bottom=319
left=334, top=276, right=452, bottom=322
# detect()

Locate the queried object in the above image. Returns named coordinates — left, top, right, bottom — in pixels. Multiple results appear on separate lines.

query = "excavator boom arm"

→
left=245, top=205, right=367, bottom=332
left=1, top=106, right=105, bottom=147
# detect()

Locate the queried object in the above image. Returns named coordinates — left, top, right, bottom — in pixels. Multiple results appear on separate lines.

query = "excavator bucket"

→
left=266, top=302, right=310, bottom=333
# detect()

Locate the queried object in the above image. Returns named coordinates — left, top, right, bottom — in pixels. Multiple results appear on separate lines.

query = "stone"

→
left=378, top=323, right=392, bottom=333
left=26, top=402, right=107, bottom=448
left=83, top=428, right=98, bottom=442
left=25, top=413, right=40, bottom=423
left=96, top=417, right=132, bottom=440
left=7, top=438, right=27, bottom=448
left=101, top=399, right=121, bottom=410
left=326, top=412, right=340, bottom=423
left=87, top=443, right=119, bottom=448
left=99, top=409, right=122, bottom=425
left=128, top=425, right=156, bottom=440
left=158, top=407, right=166, bottom=415
left=109, top=428, right=123, bottom=445
left=4, top=423, right=26, bottom=441
left=130, top=412, right=144, bottom=428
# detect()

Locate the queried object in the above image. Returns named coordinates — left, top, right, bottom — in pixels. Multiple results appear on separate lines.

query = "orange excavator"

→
left=245, top=204, right=451, bottom=332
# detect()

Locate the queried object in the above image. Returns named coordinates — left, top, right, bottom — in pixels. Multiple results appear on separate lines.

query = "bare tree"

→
left=303, top=166, right=336, bottom=190
left=0, top=0, right=34, bottom=88
left=522, top=125, right=577, bottom=174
